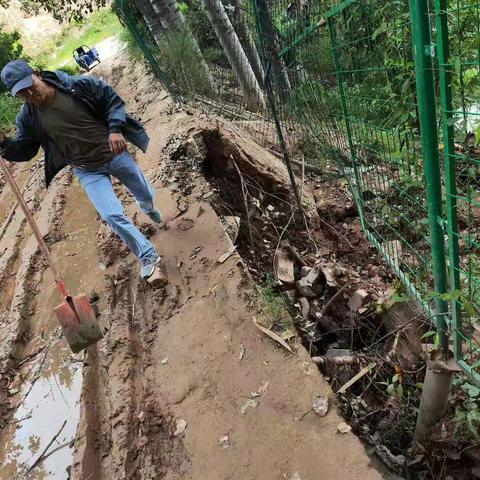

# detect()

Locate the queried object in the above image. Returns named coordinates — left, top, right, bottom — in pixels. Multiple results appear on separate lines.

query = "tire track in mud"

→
left=0, top=168, right=72, bottom=475
left=72, top=257, right=187, bottom=480
left=0, top=163, right=55, bottom=422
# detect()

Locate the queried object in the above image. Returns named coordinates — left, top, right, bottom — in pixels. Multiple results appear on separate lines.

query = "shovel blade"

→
left=54, top=295, right=103, bottom=353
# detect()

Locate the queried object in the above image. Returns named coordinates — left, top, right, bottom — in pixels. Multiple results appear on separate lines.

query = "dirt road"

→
left=0, top=57, right=383, bottom=479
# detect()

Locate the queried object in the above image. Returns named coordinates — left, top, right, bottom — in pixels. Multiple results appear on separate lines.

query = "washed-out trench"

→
left=0, top=55, right=386, bottom=479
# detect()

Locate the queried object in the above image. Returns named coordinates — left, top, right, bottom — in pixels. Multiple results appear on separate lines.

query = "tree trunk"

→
left=151, top=0, right=217, bottom=93
left=134, top=0, right=167, bottom=47
left=230, top=0, right=265, bottom=87
left=202, top=0, right=266, bottom=112
left=255, top=0, right=291, bottom=100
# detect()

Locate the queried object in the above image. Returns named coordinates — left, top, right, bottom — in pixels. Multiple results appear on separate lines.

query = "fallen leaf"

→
left=161, top=357, right=168, bottom=365
left=253, top=316, right=293, bottom=353
left=312, top=395, right=329, bottom=417
left=337, top=422, right=352, bottom=434
left=174, top=418, right=187, bottom=436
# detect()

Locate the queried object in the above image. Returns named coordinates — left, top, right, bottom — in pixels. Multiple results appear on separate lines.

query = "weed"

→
left=259, top=274, right=294, bottom=331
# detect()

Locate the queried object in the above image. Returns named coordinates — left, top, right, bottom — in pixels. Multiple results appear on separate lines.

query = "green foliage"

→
left=453, top=378, right=480, bottom=440
left=119, top=28, right=144, bottom=62
left=0, top=29, right=27, bottom=93
left=183, top=0, right=217, bottom=50
left=259, top=273, right=289, bottom=323
left=0, top=93, right=20, bottom=133
left=158, top=30, right=213, bottom=97
left=57, top=64, right=81, bottom=76
left=203, top=47, right=229, bottom=68
left=386, top=372, right=404, bottom=401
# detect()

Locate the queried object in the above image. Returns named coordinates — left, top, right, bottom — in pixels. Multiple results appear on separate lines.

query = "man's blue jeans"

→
left=73, top=151, right=157, bottom=261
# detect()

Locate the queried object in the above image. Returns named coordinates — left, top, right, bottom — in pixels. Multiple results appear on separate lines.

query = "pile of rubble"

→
left=273, top=242, right=381, bottom=352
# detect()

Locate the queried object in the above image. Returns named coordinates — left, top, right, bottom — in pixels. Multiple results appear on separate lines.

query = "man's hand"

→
left=108, top=133, right=127, bottom=155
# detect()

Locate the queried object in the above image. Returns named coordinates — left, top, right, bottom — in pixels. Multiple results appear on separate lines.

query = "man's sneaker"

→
left=140, top=251, right=161, bottom=279
left=147, top=209, right=163, bottom=224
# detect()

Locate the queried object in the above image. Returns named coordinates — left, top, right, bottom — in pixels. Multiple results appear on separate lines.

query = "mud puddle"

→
left=0, top=357, right=82, bottom=479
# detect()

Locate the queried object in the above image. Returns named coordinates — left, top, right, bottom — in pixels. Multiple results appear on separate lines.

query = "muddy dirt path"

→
left=0, top=58, right=383, bottom=479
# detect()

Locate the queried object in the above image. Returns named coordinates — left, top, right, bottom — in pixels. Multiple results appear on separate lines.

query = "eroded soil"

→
left=0, top=55, right=383, bottom=479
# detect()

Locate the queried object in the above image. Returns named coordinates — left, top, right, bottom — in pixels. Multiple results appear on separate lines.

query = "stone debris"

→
left=274, top=249, right=295, bottom=285
left=348, top=289, right=369, bottom=312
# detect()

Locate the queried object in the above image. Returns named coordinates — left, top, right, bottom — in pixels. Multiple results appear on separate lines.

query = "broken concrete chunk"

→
left=296, top=267, right=322, bottom=298
left=297, top=297, right=310, bottom=318
left=348, top=289, right=369, bottom=312
left=322, top=267, right=338, bottom=287
left=274, top=249, right=295, bottom=285
left=221, top=216, right=240, bottom=242
left=300, top=266, right=311, bottom=278
left=296, top=276, right=315, bottom=298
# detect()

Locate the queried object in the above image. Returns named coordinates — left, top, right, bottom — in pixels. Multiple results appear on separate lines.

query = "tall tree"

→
left=134, top=0, right=167, bottom=47
left=255, top=0, right=291, bottom=99
left=229, top=0, right=264, bottom=86
left=151, top=0, right=217, bottom=93
left=202, top=0, right=266, bottom=111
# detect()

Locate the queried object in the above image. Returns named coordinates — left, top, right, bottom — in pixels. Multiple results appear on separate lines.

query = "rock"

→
left=296, top=267, right=323, bottom=298
left=221, top=216, right=240, bottom=242
left=297, top=297, right=310, bottom=318
left=312, top=394, right=329, bottom=417
left=348, top=289, right=369, bottom=312
left=300, top=266, right=311, bottom=278
left=275, top=249, right=295, bottom=285
left=174, top=418, right=187, bottom=437
left=296, top=276, right=315, bottom=298
left=218, top=435, right=231, bottom=449
left=337, top=422, right=352, bottom=434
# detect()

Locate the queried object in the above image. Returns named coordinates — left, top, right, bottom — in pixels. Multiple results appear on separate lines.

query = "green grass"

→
left=34, top=9, right=122, bottom=71
left=259, top=274, right=294, bottom=332
left=0, top=93, right=21, bottom=133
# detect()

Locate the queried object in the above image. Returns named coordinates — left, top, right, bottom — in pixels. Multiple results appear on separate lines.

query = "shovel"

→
left=0, top=156, right=103, bottom=353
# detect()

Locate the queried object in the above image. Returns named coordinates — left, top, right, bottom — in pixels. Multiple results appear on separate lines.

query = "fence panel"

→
left=435, top=0, right=480, bottom=381
left=114, top=0, right=480, bottom=381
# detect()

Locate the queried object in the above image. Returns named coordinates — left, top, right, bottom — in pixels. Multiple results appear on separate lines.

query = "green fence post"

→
left=434, top=0, right=462, bottom=360
left=409, top=0, right=449, bottom=354
left=409, top=0, right=457, bottom=448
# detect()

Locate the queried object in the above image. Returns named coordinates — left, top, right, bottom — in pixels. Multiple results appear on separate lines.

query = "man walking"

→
left=0, top=60, right=166, bottom=282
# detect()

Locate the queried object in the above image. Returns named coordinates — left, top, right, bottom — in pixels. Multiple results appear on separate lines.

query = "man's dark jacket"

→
left=0, top=70, right=150, bottom=187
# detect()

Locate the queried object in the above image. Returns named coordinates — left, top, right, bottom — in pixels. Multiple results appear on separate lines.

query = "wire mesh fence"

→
left=0, top=0, right=469, bottom=381
left=434, top=0, right=480, bottom=380
left=114, top=0, right=480, bottom=382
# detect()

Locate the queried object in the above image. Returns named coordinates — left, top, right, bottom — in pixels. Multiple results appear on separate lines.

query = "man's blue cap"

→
left=1, top=60, right=34, bottom=96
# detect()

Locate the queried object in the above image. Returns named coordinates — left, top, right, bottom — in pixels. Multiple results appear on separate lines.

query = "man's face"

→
left=16, top=74, right=53, bottom=107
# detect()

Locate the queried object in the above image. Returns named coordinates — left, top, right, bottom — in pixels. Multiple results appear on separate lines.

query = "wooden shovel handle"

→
left=0, top=156, right=69, bottom=298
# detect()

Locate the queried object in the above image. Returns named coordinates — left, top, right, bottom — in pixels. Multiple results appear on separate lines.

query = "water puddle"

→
left=0, top=348, right=83, bottom=480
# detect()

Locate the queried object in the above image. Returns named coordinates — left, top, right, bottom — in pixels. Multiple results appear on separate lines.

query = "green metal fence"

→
left=116, top=0, right=480, bottom=382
